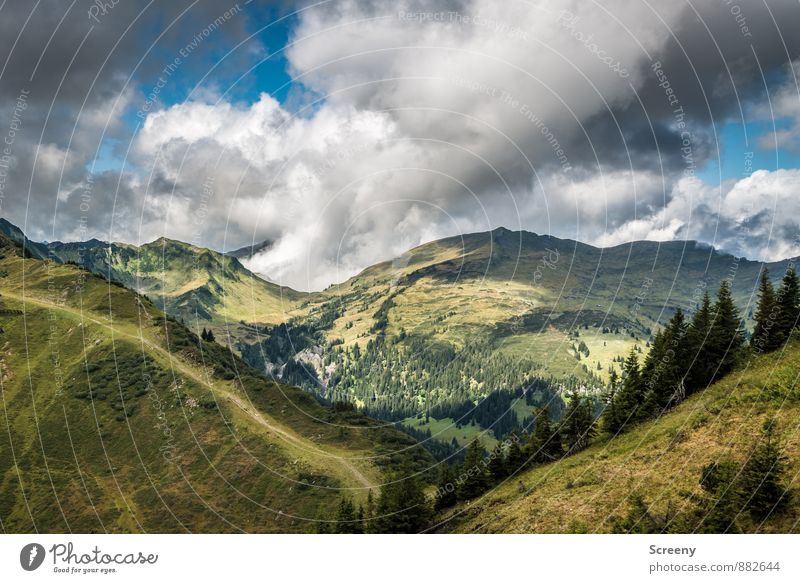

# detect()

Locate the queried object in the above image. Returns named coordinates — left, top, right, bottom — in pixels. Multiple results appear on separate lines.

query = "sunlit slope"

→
left=308, top=228, right=794, bottom=378
left=443, top=341, right=800, bottom=533
left=0, top=237, right=428, bottom=533
left=47, top=237, right=304, bottom=328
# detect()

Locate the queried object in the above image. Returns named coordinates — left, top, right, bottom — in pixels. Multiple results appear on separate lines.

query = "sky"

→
left=1, top=0, right=800, bottom=291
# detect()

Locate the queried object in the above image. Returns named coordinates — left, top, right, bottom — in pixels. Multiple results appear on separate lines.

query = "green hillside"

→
left=47, top=236, right=305, bottom=334
left=0, top=234, right=429, bottom=533
left=241, top=228, right=796, bottom=451
left=440, top=339, right=800, bottom=533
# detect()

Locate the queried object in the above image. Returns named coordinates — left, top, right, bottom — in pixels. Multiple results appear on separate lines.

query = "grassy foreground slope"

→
left=443, top=342, right=800, bottom=533
left=0, top=235, right=427, bottom=533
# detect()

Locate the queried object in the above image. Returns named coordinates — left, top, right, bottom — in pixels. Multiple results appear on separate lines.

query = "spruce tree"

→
left=707, top=280, right=744, bottom=380
left=333, top=497, right=361, bottom=533
left=487, top=444, right=508, bottom=481
left=434, top=465, right=458, bottom=511
left=643, top=309, right=689, bottom=416
left=527, top=407, right=562, bottom=463
left=697, top=460, right=743, bottom=533
left=605, top=350, right=642, bottom=432
left=371, top=465, right=431, bottom=533
left=742, top=420, right=790, bottom=520
left=200, top=328, right=208, bottom=341
left=505, top=433, right=527, bottom=474
left=752, top=268, right=779, bottom=352
left=560, top=389, right=595, bottom=454
left=776, top=266, right=800, bottom=342
left=686, top=290, right=714, bottom=392
left=457, top=439, right=490, bottom=500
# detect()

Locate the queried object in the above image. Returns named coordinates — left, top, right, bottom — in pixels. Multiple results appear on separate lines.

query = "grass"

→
left=440, top=340, right=800, bottom=533
left=402, top=416, right=499, bottom=450
left=0, top=242, right=430, bottom=533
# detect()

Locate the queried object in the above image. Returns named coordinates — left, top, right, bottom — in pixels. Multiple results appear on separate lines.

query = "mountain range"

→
left=3, top=218, right=795, bottom=452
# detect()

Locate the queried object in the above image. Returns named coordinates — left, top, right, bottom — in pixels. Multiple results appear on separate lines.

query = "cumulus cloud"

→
left=595, top=169, right=800, bottom=262
left=3, top=0, right=800, bottom=290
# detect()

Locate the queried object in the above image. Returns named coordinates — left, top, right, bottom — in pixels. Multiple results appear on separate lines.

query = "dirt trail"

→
left=4, top=290, right=375, bottom=490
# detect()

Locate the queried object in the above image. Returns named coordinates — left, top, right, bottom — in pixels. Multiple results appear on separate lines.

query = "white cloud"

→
left=596, top=169, right=800, bottom=261
left=121, top=0, right=800, bottom=290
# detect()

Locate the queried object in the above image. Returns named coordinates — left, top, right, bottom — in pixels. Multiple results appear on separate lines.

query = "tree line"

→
left=604, top=268, right=799, bottom=434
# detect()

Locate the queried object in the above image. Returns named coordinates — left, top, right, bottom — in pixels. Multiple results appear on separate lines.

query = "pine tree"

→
left=371, top=465, right=431, bottom=533
left=527, top=406, right=562, bottom=463
left=505, top=433, right=527, bottom=474
left=707, top=280, right=744, bottom=381
left=742, top=420, right=790, bottom=520
left=487, top=443, right=508, bottom=481
left=752, top=268, right=779, bottom=352
left=605, top=350, right=642, bottom=432
left=434, top=465, right=458, bottom=511
left=200, top=328, right=208, bottom=341
left=642, top=309, right=689, bottom=416
left=776, top=266, right=800, bottom=342
left=560, top=389, right=595, bottom=454
left=697, top=460, right=743, bottom=533
left=686, top=290, right=714, bottom=392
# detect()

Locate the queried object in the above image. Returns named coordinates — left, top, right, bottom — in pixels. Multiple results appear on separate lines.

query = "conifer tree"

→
left=642, top=308, right=689, bottom=415
left=752, top=268, right=779, bottom=352
left=457, top=439, right=490, bottom=500
left=560, top=389, right=595, bottom=454
left=697, top=460, right=743, bottom=533
left=333, top=497, right=361, bottom=533
left=434, top=465, right=458, bottom=511
left=206, top=328, right=215, bottom=342
left=200, top=328, right=208, bottom=341
left=686, top=290, right=714, bottom=391
left=487, top=443, right=508, bottom=481
left=371, top=465, right=431, bottom=533
left=505, top=433, right=527, bottom=474
left=527, top=406, right=562, bottom=463
left=605, top=350, right=642, bottom=432
left=707, top=280, right=744, bottom=381
left=742, top=420, right=790, bottom=520
left=776, top=266, right=800, bottom=342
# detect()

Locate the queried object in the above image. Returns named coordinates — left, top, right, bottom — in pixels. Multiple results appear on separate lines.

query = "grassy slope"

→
left=441, top=342, right=800, bottom=533
left=47, top=237, right=304, bottom=331
left=0, top=238, right=428, bottom=533
left=309, top=228, right=793, bottom=382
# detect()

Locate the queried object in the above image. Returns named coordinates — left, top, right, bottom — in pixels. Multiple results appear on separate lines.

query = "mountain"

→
left=46, top=236, right=304, bottom=336
left=440, top=338, right=800, bottom=533
left=240, top=227, right=795, bottom=448
left=0, top=217, right=49, bottom=259
left=0, top=232, right=430, bottom=532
